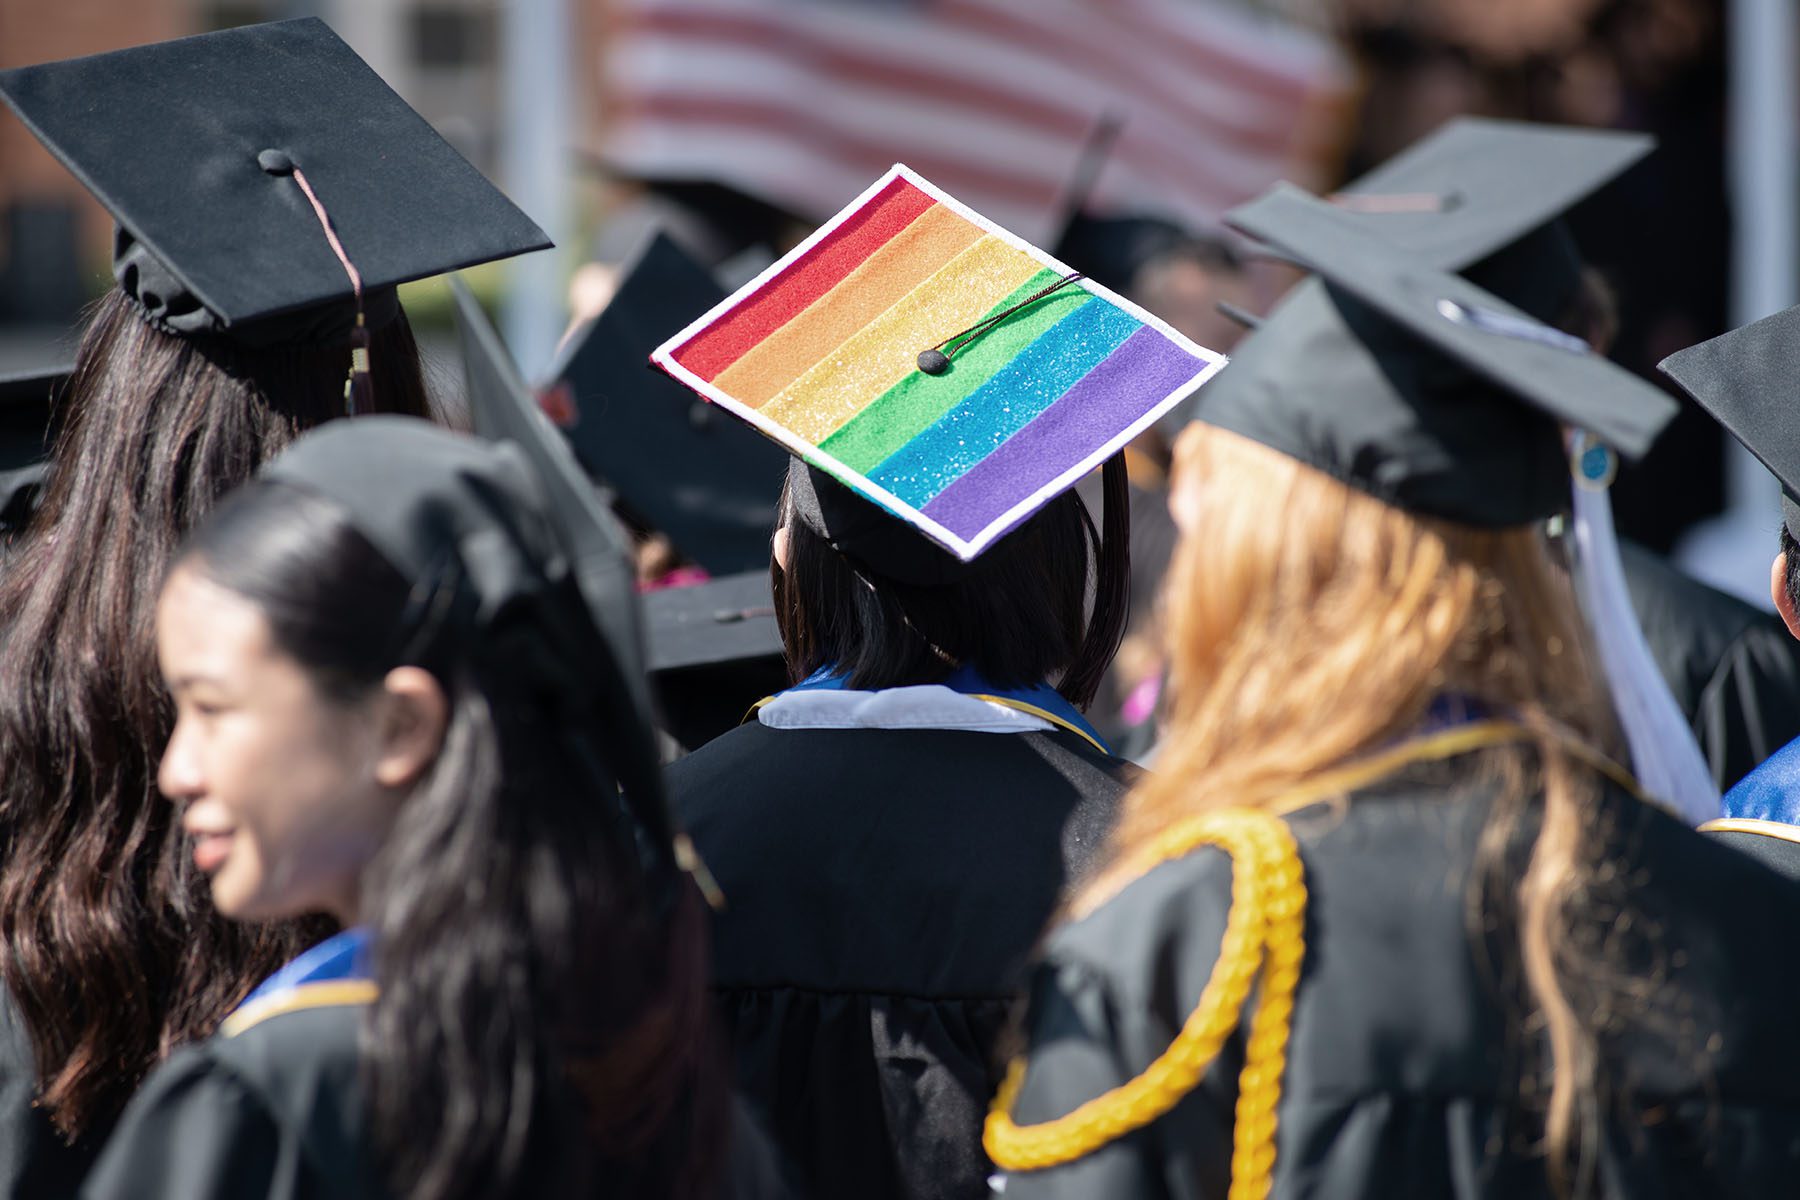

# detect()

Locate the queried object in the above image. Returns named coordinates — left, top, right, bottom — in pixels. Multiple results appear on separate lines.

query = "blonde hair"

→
left=1101, top=422, right=1628, bottom=1188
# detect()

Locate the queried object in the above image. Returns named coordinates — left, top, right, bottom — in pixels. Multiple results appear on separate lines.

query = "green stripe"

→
left=820, top=269, right=1091, bottom=473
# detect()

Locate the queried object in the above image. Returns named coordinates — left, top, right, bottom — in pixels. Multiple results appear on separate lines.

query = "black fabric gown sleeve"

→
left=1695, top=619, right=1800, bottom=791
left=0, top=987, right=104, bottom=1197
left=997, top=852, right=1241, bottom=1200
left=80, top=1046, right=299, bottom=1200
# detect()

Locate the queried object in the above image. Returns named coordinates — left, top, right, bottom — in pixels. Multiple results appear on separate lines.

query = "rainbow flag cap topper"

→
left=651, top=165, right=1226, bottom=562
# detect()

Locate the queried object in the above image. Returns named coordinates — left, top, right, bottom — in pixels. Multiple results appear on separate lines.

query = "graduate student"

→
left=1660, top=306, right=1800, bottom=876
left=650, top=166, right=1223, bottom=1199
left=0, top=20, right=547, bottom=1191
left=986, top=186, right=1800, bottom=1198
left=84, top=415, right=781, bottom=1200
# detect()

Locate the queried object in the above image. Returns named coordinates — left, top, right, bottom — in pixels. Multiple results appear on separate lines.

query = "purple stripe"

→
left=923, top=326, right=1203, bottom=544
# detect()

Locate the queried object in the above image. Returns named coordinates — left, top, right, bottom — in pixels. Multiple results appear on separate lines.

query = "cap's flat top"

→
left=645, top=571, right=783, bottom=673
left=652, top=165, right=1224, bottom=562
left=1659, top=305, right=1800, bottom=502
left=1333, top=116, right=1652, bottom=270
left=1227, top=184, right=1675, bottom=460
left=0, top=18, right=549, bottom=327
left=552, top=233, right=787, bottom=575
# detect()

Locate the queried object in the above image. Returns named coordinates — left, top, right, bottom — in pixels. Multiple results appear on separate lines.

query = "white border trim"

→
left=651, top=163, right=1227, bottom=561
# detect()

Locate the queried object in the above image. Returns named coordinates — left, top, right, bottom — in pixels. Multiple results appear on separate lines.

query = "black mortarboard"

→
left=545, top=232, right=787, bottom=575
left=1202, top=184, right=1676, bottom=525
left=1051, top=212, right=1189, bottom=296
left=449, top=275, right=654, bottom=728
left=0, top=18, right=549, bottom=347
left=1331, top=117, right=1652, bottom=322
left=644, top=571, right=788, bottom=752
left=1657, top=306, right=1800, bottom=538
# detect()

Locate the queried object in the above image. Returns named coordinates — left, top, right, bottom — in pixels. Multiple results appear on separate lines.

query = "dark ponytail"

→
left=178, top=482, right=725, bottom=1200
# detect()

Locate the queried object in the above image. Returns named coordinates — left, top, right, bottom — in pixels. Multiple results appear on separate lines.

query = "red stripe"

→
left=931, top=0, right=1303, bottom=155
left=614, top=5, right=1304, bottom=161
left=608, top=89, right=1249, bottom=220
left=1097, top=0, right=1336, bottom=107
left=669, top=174, right=937, bottom=381
left=612, top=92, right=1077, bottom=209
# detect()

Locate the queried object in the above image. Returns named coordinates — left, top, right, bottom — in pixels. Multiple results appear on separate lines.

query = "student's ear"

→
left=374, top=666, right=449, bottom=790
left=1772, top=553, right=1800, bottom=642
left=773, top=524, right=792, bottom=572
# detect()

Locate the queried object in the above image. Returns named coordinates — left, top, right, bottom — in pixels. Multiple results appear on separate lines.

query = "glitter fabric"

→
left=672, top=175, right=935, bottom=382
left=869, top=297, right=1142, bottom=507
left=923, top=325, right=1207, bottom=542
left=714, top=203, right=984, bottom=409
left=760, top=235, right=1042, bottom=445
left=820, top=267, right=1078, bottom=472
left=651, top=165, right=1224, bottom=561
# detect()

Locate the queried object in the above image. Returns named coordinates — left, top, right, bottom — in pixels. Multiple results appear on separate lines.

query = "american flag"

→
left=594, top=0, right=1356, bottom=243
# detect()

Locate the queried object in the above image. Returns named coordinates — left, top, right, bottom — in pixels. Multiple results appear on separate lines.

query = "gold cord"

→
left=984, top=806, right=1305, bottom=1200
left=985, top=718, right=1637, bottom=1190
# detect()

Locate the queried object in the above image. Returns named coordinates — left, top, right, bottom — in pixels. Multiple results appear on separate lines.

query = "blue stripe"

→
left=241, top=927, right=372, bottom=1007
left=866, top=299, right=1142, bottom=508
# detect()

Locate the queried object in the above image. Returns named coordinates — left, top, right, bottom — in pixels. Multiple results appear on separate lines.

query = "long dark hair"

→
left=772, top=460, right=1131, bottom=707
left=176, top=481, right=725, bottom=1200
left=0, top=287, right=430, bottom=1140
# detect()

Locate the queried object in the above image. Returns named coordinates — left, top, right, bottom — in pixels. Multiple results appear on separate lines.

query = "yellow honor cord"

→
left=984, top=807, right=1306, bottom=1200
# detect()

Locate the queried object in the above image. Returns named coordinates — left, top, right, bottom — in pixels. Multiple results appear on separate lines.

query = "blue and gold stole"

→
left=222, top=926, right=376, bottom=1037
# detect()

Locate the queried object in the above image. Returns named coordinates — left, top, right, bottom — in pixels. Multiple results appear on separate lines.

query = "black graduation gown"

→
left=1621, top=539, right=1800, bottom=792
left=0, top=986, right=104, bottom=1196
left=81, top=991, right=795, bottom=1200
left=667, top=720, right=1132, bottom=1200
left=1000, top=765, right=1800, bottom=1198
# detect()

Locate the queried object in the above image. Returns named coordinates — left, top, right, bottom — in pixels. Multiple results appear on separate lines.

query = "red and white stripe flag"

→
left=595, top=0, right=1355, bottom=243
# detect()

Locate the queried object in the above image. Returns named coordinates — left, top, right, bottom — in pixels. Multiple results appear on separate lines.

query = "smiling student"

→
left=0, top=21, right=548, bottom=1189
left=80, top=418, right=781, bottom=1200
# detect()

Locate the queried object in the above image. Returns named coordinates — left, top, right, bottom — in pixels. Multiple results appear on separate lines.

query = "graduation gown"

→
left=1702, top=735, right=1800, bottom=880
left=997, top=757, right=1800, bottom=1199
left=667, top=683, right=1133, bottom=1200
left=1621, top=539, right=1800, bottom=791
left=0, top=985, right=105, bottom=1196
left=82, top=938, right=793, bottom=1200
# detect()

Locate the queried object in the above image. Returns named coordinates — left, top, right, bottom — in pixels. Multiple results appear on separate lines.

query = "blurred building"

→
left=0, top=0, right=506, bottom=327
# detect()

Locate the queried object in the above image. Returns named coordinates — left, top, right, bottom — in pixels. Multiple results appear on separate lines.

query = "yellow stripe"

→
left=221, top=980, right=378, bottom=1038
left=969, top=694, right=1109, bottom=755
left=760, top=235, right=1042, bottom=444
left=1700, top=817, right=1800, bottom=845
left=714, top=204, right=985, bottom=408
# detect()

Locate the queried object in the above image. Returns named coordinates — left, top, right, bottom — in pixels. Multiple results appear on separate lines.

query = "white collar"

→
left=756, top=684, right=1054, bottom=735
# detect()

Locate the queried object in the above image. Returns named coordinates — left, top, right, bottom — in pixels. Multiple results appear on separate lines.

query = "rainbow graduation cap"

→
left=651, top=165, right=1226, bottom=561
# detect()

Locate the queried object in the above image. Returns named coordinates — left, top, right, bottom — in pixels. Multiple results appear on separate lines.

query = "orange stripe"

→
left=715, top=204, right=984, bottom=408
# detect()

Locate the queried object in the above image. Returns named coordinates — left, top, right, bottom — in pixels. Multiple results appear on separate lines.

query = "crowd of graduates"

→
left=4, top=14, right=1800, bottom=1200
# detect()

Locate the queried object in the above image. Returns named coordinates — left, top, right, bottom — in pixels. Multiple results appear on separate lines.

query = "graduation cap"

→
left=0, top=18, right=549, bottom=351
left=1657, top=306, right=1800, bottom=538
left=651, top=164, right=1224, bottom=581
left=544, top=232, right=788, bottom=575
left=449, top=275, right=652, bottom=706
left=643, top=570, right=788, bottom=752
left=1200, top=183, right=1677, bottom=526
left=445, top=276, right=710, bottom=893
left=1329, top=116, right=1652, bottom=323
